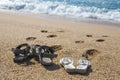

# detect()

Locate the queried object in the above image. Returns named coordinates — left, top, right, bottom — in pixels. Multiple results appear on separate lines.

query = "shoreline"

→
left=0, top=9, right=120, bottom=28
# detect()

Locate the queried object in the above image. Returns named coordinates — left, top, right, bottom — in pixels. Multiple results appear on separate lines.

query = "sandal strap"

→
left=31, top=45, right=57, bottom=59
left=12, top=43, right=30, bottom=56
left=42, top=53, right=58, bottom=58
left=39, top=46, right=57, bottom=59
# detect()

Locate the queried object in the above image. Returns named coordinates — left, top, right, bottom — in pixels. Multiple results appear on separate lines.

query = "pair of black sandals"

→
left=12, top=43, right=58, bottom=65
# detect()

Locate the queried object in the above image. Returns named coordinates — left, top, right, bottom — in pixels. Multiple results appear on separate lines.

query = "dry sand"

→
left=0, top=12, right=120, bottom=80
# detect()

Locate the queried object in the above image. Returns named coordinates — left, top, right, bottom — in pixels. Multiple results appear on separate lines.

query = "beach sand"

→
left=0, top=12, right=120, bottom=80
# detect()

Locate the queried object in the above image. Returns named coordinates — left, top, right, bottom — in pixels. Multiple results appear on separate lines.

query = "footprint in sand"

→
left=57, top=30, right=64, bottom=33
left=82, top=49, right=100, bottom=60
left=96, top=39, right=105, bottom=42
left=86, top=35, right=92, bottom=37
left=26, top=37, right=37, bottom=41
left=47, top=34, right=57, bottom=38
left=75, top=40, right=84, bottom=44
left=41, top=30, right=48, bottom=33
left=50, top=45, right=62, bottom=52
left=102, top=35, right=109, bottom=37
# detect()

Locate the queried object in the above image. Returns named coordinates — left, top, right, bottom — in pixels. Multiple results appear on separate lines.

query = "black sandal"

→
left=12, top=43, right=31, bottom=63
left=31, top=45, right=58, bottom=65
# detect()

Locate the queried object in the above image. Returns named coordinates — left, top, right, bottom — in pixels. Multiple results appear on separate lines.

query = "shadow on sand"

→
left=43, top=63, right=61, bottom=71
left=14, top=56, right=35, bottom=66
left=68, top=66, right=92, bottom=76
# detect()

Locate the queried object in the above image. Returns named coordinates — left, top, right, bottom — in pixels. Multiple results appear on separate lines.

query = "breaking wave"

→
left=0, top=0, right=120, bottom=21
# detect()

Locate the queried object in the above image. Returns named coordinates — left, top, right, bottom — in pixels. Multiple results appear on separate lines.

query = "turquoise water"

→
left=45, top=0, right=120, bottom=9
left=0, top=0, right=120, bottom=21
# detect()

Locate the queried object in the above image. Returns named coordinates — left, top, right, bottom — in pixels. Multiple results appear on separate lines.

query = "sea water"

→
left=0, top=0, right=120, bottom=22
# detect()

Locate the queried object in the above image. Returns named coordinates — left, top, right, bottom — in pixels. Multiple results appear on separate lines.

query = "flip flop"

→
left=60, top=57, right=75, bottom=73
left=31, top=45, right=58, bottom=65
left=12, top=43, right=31, bottom=63
left=76, top=57, right=90, bottom=74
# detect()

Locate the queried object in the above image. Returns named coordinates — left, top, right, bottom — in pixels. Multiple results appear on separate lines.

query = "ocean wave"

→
left=0, top=0, right=120, bottom=22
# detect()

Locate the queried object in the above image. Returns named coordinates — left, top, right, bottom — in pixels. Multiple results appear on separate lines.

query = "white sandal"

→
left=76, top=57, right=90, bottom=74
left=60, top=57, right=75, bottom=73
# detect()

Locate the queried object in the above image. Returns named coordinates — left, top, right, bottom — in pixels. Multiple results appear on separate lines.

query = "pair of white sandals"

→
left=60, top=57, right=90, bottom=74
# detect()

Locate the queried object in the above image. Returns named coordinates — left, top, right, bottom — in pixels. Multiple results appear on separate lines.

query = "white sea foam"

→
left=0, top=0, right=120, bottom=22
